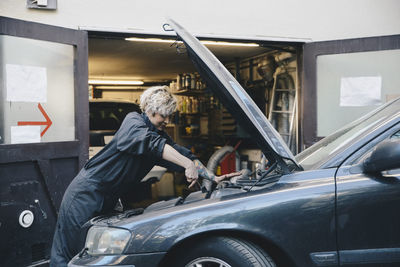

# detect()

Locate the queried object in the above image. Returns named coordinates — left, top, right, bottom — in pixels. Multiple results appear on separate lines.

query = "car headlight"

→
left=85, top=226, right=131, bottom=255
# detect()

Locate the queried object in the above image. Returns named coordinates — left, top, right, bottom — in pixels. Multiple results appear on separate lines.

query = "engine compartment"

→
left=144, top=168, right=281, bottom=213
left=90, top=161, right=284, bottom=226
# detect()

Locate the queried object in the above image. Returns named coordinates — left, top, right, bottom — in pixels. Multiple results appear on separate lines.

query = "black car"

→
left=70, top=19, right=400, bottom=267
left=89, top=99, right=141, bottom=152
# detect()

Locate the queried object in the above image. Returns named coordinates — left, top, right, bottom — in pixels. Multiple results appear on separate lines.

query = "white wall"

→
left=0, top=0, right=399, bottom=42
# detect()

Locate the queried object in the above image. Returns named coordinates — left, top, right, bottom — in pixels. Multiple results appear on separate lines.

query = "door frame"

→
left=0, top=16, right=88, bottom=266
left=301, top=34, right=400, bottom=149
left=0, top=16, right=89, bottom=169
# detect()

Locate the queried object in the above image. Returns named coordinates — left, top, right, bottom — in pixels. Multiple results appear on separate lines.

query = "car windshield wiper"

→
left=246, top=162, right=278, bottom=191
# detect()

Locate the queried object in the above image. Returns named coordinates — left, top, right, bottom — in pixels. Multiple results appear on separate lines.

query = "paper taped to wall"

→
left=340, top=76, right=382, bottom=107
left=11, top=126, right=41, bottom=144
left=6, top=64, right=47, bottom=103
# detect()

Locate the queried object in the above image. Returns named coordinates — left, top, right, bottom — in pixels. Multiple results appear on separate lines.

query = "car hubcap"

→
left=186, top=257, right=231, bottom=267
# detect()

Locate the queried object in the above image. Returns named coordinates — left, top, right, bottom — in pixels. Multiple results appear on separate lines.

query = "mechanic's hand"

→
left=214, top=171, right=242, bottom=183
left=185, top=161, right=199, bottom=188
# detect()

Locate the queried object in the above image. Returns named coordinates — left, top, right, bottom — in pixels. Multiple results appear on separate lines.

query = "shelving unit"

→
left=170, top=50, right=300, bottom=155
left=172, top=84, right=239, bottom=144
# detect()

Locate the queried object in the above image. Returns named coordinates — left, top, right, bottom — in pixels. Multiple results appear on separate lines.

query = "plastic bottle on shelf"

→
left=190, top=73, right=196, bottom=90
left=178, top=97, right=182, bottom=113
left=201, top=80, right=206, bottom=90
left=197, top=74, right=202, bottom=90
left=195, top=75, right=200, bottom=90
left=191, top=97, right=195, bottom=113
left=182, top=97, right=187, bottom=114
left=180, top=74, right=186, bottom=90
left=185, top=73, right=191, bottom=90
left=169, top=81, right=176, bottom=91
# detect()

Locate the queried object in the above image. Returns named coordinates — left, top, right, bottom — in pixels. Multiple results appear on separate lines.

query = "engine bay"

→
left=143, top=165, right=282, bottom=214
left=89, top=153, right=294, bottom=227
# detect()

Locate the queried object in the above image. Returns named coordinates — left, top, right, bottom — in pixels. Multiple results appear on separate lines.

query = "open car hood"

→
left=166, top=19, right=300, bottom=171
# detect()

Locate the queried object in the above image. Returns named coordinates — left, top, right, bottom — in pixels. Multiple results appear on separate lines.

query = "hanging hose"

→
left=203, top=146, right=236, bottom=191
left=206, top=146, right=235, bottom=173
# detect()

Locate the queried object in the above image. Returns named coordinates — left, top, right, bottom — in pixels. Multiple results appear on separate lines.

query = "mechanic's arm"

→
left=194, top=159, right=241, bottom=183
left=162, top=144, right=198, bottom=187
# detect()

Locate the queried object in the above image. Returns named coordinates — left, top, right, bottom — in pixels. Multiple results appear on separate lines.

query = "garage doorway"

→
left=87, top=31, right=303, bottom=155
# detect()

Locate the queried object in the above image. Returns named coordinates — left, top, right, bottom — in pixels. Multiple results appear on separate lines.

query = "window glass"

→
left=352, top=129, right=400, bottom=165
left=0, top=35, right=75, bottom=144
left=296, top=99, right=400, bottom=169
left=316, top=49, right=400, bottom=137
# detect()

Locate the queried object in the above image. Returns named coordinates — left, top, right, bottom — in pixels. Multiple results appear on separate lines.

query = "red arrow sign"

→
left=18, top=103, right=53, bottom=137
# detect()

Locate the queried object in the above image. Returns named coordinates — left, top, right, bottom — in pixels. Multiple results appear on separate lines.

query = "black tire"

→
left=173, top=236, right=276, bottom=267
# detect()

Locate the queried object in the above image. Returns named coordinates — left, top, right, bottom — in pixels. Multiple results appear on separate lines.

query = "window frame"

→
left=301, top=35, right=400, bottom=150
left=0, top=16, right=89, bottom=168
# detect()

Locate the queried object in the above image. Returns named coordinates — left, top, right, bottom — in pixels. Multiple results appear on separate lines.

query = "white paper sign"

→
left=11, top=126, right=41, bottom=144
left=6, top=64, right=47, bottom=103
left=340, top=76, right=382, bottom=107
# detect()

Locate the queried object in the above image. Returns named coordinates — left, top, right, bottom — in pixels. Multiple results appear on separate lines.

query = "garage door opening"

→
left=87, top=31, right=302, bottom=206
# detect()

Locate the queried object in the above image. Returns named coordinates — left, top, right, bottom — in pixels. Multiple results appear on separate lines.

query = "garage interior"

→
left=88, top=32, right=302, bottom=205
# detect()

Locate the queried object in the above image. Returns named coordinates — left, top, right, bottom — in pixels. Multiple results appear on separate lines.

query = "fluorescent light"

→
left=89, top=80, right=144, bottom=85
left=125, top=37, right=259, bottom=47
left=201, top=41, right=259, bottom=47
left=95, top=86, right=144, bottom=90
left=125, top=37, right=179, bottom=44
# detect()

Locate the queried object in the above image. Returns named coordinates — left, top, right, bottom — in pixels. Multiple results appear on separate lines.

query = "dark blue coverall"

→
left=50, top=112, right=195, bottom=266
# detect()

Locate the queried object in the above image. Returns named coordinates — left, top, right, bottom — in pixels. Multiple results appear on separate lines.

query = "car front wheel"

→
left=173, top=236, right=276, bottom=267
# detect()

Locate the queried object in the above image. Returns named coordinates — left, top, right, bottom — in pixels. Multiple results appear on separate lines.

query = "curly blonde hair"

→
left=140, top=86, right=177, bottom=117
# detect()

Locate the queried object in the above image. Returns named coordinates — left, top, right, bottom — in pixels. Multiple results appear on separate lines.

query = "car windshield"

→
left=295, top=98, right=400, bottom=170
left=90, top=102, right=141, bottom=131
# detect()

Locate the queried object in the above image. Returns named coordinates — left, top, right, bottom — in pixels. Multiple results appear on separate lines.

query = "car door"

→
left=335, top=123, right=400, bottom=266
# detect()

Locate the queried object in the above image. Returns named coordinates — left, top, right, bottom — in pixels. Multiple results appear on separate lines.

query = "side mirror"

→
left=363, top=139, right=400, bottom=173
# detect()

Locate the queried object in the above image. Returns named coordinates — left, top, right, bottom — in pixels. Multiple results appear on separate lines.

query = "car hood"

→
left=166, top=19, right=300, bottom=171
left=91, top=168, right=335, bottom=230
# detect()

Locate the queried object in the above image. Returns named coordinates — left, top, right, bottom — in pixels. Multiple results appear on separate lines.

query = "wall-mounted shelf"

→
left=180, top=134, right=208, bottom=139
left=171, top=89, right=206, bottom=96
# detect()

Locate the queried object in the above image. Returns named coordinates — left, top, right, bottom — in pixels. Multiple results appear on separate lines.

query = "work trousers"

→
left=50, top=169, right=108, bottom=267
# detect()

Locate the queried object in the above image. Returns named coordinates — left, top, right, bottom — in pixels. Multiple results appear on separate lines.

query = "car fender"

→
left=126, top=197, right=282, bottom=252
left=172, top=222, right=252, bottom=243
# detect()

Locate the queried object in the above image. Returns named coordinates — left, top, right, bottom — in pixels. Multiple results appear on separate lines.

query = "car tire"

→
left=173, top=236, right=276, bottom=267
